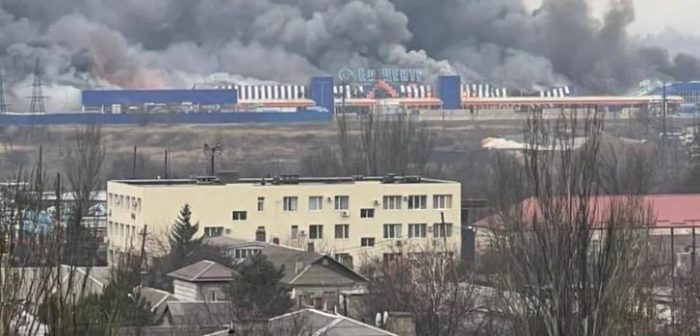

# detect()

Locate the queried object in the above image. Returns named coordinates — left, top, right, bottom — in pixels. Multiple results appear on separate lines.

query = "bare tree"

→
left=486, top=109, right=658, bottom=336
left=62, top=125, right=105, bottom=266
left=362, top=242, right=477, bottom=336
left=306, top=112, right=437, bottom=177
left=0, top=168, right=100, bottom=335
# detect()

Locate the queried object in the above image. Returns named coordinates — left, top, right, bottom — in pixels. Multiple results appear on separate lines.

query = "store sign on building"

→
left=338, top=67, right=422, bottom=83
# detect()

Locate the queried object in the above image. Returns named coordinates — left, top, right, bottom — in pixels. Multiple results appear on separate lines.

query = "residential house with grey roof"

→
left=203, top=309, right=401, bottom=336
left=205, top=236, right=368, bottom=311
left=167, top=260, right=236, bottom=302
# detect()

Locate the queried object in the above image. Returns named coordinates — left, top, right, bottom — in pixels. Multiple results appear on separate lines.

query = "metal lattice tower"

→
left=0, top=69, right=7, bottom=114
left=29, top=58, right=46, bottom=114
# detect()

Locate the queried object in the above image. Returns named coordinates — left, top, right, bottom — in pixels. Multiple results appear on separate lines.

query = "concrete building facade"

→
left=106, top=175, right=461, bottom=266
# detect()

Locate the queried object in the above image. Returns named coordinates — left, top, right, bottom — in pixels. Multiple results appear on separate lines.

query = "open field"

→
left=0, top=114, right=685, bottom=197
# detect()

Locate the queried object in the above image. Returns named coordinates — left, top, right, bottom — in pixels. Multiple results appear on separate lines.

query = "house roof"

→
left=167, top=260, right=235, bottom=282
left=135, top=286, right=179, bottom=321
left=475, top=194, right=700, bottom=228
left=269, top=309, right=399, bottom=336
left=205, top=237, right=368, bottom=284
left=165, top=301, right=233, bottom=327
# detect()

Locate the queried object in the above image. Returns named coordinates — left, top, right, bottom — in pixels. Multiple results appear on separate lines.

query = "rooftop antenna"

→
left=0, top=69, right=7, bottom=114
left=29, top=58, right=47, bottom=114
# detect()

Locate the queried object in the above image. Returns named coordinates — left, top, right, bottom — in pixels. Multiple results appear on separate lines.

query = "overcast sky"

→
left=524, top=0, right=700, bottom=36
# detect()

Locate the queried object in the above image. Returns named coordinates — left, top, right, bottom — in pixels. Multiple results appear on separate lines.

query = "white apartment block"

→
left=106, top=175, right=461, bottom=267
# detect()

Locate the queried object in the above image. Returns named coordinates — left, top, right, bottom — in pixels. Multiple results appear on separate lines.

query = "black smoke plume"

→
left=0, top=0, right=698, bottom=110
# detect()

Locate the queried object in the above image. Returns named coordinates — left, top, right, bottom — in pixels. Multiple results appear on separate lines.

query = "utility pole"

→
left=203, top=143, right=222, bottom=176
left=0, top=69, right=7, bottom=114
left=163, top=150, right=169, bottom=179
left=132, top=145, right=137, bottom=179
left=37, top=145, right=43, bottom=188
left=139, top=224, right=148, bottom=286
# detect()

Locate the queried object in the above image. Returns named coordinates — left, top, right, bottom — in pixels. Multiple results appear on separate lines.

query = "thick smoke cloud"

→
left=0, top=0, right=698, bottom=111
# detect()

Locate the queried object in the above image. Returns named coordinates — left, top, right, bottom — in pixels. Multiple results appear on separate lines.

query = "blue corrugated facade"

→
left=309, top=76, right=334, bottom=113
left=82, top=89, right=237, bottom=106
left=652, top=82, right=700, bottom=107
left=437, top=76, right=461, bottom=109
left=0, top=111, right=331, bottom=126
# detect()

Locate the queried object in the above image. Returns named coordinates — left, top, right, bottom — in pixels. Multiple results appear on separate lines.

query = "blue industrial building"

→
left=652, top=82, right=700, bottom=113
left=82, top=89, right=237, bottom=113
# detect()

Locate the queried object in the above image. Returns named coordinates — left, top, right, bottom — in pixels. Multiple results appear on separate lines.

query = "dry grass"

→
left=0, top=120, right=527, bottom=198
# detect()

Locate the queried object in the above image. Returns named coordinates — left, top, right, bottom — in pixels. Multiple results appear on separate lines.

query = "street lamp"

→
left=203, top=143, right=223, bottom=176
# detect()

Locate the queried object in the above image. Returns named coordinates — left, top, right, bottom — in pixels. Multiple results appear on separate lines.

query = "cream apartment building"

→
left=106, top=175, right=461, bottom=266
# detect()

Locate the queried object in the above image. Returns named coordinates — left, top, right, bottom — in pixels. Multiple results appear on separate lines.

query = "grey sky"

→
left=524, top=0, right=700, bottom=35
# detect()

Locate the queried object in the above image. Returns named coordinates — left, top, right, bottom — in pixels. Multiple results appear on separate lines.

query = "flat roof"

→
left=109, top=175, right=455, bottom=187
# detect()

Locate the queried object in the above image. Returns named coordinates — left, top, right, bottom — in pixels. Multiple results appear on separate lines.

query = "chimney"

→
left=307, top=242, right=315, bottom=253
left=384, top=312, right=416, bottom=336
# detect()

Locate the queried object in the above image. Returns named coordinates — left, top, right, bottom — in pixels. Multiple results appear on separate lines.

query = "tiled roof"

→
left=167, top=260, right=235, bottom=282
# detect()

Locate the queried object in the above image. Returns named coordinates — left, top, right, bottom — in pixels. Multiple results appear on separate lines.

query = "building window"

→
left=407, top=195, right=427, bottom=209
left=383, top=196, right=402, bottom=210
left=360, top=208, right=375, bottom=218
left=361, top=237, right=375, bottom=247
left=408, top=223, right=427, bottom=238
left=335, top=224, right=349, bottom=239
left=257, top=197, right=265, bottom=211
left=209, top=290, right=218, bottom=302
left=383, top=224, right=401, bottom=239
left=334, top=196, right=349, bottom=210
left=309, top=225, right=323, bottom=239
left=232, top=211, right=247, bottom=220
left=433, top=194, right=453, bottom=209
left=291, top=225, right=299, bottom=239
left=309, top=196, right=323, bottom=211
left=204, top=227, right=224, bottom=237
left=433, top=223, right=453, bottom=238
left=283, top=197, right=298, bottom=211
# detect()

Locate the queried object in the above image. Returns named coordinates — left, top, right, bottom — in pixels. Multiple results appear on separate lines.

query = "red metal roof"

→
left=476, top=194, right=700, bottom=228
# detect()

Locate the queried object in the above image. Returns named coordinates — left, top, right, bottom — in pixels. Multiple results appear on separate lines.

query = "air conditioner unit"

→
left=341, top=211, right=350, bottom=218
left=327, top=197, right=333, bottom=202
left=373, top=200, right=380, bottom=206
left=225, top=228, right=231, bottom=234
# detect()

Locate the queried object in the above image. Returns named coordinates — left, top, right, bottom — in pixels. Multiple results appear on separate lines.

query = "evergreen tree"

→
left=40, top=261, right=156, bottom=335
left=168, top=204, right=202, bottom=259
left=226, top=253, right=293, bottom=320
